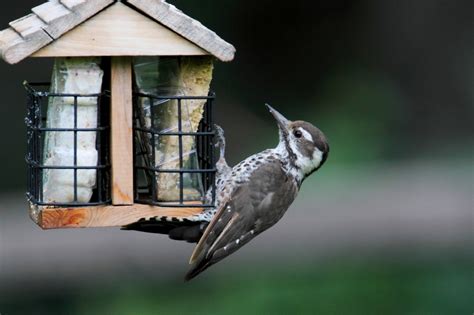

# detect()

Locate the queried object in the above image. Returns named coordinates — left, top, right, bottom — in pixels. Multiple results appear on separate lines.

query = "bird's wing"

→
left=186, top=160, right=298, bottom=280
left=188, top=189, right=244, bottom=264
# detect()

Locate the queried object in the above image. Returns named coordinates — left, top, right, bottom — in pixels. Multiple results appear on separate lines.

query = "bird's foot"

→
left=214, top=124, right=230, bottom=173
left=214, top=124, right=226, bottom=156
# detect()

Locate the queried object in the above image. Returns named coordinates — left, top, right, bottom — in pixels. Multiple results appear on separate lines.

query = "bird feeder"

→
left=0, top=0, right=235, bottom=229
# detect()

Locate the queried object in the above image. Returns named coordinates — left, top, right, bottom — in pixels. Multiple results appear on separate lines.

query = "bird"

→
left=184, top=104, right=329, bottom=280
left=123, top=104, right=329, bottom=281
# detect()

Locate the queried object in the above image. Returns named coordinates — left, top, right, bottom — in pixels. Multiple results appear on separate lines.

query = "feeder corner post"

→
left=110, top=56, right=134, bottom=205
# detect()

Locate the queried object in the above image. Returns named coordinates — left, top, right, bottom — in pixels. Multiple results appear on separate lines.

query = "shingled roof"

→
left=0, top=0, right=235, bottom=64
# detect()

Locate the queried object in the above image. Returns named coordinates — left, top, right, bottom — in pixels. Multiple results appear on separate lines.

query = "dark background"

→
left=0, top=1, right=472, bottom=314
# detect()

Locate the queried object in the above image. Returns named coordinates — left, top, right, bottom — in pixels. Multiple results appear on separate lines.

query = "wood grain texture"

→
left=0, top=32, right=52, bottom=65
left=38, top=203, right=204, bottom=229
left=9, top=14, right=48, bottom=38
left=1, top=14, right=53, bottom=64
left=0, top=0, right=113, bottom=64
left=111, top=56, right=134, bottom=205
left=32, top=0, right=76, bottom=39
left=32, top=1, right=71, bottom=24
left=60, top=0, right=86, bottom=10
left=1, top=0, right=233, bottom=63
left=127, top=0, right=236, bottom=61
left=33, top=2, right=208, bottom=57
left=34, top=0, right=114, bottom=40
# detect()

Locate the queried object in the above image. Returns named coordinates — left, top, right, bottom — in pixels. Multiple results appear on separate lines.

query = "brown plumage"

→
left=185, top=105, right=329, bottom=280
left=186, top=159, right=298, bottom=280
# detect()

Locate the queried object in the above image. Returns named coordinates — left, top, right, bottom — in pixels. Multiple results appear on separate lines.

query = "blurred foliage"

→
left=0, top=0, right=473, bottom=191
left=0, top=1, right=472, bottom=314
left=305, top=66, right=405, bottom=164
left=1, top=258, right=472, bottom=315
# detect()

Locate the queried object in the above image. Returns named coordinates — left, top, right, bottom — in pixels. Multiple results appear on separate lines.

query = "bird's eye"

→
left=293, top=130, right=302, bottom=138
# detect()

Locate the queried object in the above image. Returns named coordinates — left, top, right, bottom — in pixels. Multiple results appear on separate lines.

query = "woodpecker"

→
left=124, top=104, right=329, bottom=281
left=183, top=104, right=329, bottom=280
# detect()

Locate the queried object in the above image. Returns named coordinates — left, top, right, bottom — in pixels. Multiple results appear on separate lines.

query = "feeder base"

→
left=29, top=203, right=203, bottom=229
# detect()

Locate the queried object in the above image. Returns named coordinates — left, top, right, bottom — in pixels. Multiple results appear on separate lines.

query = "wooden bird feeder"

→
left=0, top=0, right=235, bottom=229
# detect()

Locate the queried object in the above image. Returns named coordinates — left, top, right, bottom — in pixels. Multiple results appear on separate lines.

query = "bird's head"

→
left=266, top=104, right=329, bottom=180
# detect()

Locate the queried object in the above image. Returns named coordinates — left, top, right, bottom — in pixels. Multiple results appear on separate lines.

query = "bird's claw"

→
left=214, top=124, right=225, bottom=147
left=214, top=124, right=226, bottom=157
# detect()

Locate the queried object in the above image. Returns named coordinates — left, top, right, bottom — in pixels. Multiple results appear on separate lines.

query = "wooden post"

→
left=111, top=56, right=134, bottom=205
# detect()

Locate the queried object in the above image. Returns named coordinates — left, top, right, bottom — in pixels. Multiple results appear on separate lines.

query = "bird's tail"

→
left=153, top=214, right=202, bottom=223
left=185, top=258, right=213, bottom=281
left=122, top=217, right=208, bottom=243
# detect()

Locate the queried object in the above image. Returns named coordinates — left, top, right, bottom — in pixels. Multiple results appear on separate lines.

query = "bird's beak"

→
left=266, top=104, right=291, bottom=134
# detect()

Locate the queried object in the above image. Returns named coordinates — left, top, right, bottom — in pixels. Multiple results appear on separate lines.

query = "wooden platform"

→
left=30, top=203, right=203, bottom=229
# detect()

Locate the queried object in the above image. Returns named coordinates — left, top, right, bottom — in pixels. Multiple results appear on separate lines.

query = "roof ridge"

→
left=0, top=0, right=235, bottom=64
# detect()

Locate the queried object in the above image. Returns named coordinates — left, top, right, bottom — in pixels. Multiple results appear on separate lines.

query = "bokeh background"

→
left=0, top=0, right=473, bottom=314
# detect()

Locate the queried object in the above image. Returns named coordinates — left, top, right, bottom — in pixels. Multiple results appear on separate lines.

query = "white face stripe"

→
left=288, top=139, right=323, bottom=181
left=298, top=127, right=314, bottom=143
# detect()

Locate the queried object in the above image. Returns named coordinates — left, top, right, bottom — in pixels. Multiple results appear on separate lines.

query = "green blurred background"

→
left=0, top=0, right=472, bottom=314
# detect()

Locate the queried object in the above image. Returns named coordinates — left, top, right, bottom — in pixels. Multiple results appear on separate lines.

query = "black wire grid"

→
left=25, top=82, right=111, bottom=207
left=133, top=92, right=216, bottom=208
left=25, top=83, right=216, bottom=208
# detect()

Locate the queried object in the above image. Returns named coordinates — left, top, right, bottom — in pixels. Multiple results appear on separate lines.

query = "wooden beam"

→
left=111, top=56, right=134, bottom=205
left=1, top=17, right=52, bottom=64
left=32, top=2, right=208, bottom=57
left=36, top=204, right=204, bottom=229
left=32, top=1, right=72, bottom=39
left=127, top=0, right=235, bottom=62
left=9, top=14, right=48, bottom=38
left=0, top=0, right=114, bottom=64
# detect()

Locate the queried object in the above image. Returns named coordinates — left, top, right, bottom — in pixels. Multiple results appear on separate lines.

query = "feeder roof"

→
left=0, top=0, right=236, bottom=64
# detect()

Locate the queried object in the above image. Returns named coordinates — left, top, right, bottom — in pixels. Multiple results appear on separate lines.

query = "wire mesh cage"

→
left=133, top=92, right=216, bottom=208
left=25, top=82, right=111, bottom=207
